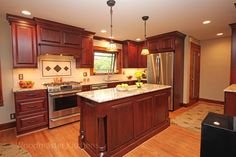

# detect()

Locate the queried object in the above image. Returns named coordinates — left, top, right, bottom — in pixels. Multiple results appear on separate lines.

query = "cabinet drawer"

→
left=15, top=90, right=46, bottom=100
left=17, top=112, right=48, bottom=132
left=16, top=98, right=47, bottom=115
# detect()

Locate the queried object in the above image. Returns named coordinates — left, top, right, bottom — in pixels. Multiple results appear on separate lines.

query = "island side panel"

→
left=78, top=87, right=171, bottom=157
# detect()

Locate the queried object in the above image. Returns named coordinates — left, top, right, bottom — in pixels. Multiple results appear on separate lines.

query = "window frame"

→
left=91, top=46, right=121, bottom=75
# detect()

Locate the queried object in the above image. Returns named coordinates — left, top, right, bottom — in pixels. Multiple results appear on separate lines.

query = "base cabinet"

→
left=79, top=88, right=170, bottom=157
left=14, top=90, right=48, bottom=135
left=224, top=92, right=236, bottom=116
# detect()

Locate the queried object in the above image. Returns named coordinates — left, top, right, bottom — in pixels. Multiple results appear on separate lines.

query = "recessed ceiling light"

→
left=217, top=33, right=223, bottom=36
left=202, top=20, right=211, bottom=24
left=100, top=30, right=107, bottom=33
left=136, top=38, right=141, bottom=41
left=21, top=10, right=31, bottom=16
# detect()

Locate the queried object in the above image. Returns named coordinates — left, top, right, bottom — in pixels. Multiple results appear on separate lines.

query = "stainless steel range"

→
left=45, top=81, right=82, bottom=128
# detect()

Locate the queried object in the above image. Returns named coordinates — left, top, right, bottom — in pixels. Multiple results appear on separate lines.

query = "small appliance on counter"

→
left=201, top=112, right=236, bottom=157
left=43, top=81, right=82, bottom=128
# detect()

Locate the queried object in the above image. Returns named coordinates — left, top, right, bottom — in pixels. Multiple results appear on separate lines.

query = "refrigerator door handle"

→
left=156, top=56, right=161, bottom=84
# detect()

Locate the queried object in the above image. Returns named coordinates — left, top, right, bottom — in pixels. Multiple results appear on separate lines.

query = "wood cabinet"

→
left=35, top=18, right=84, bottom=57
left=76, top=33, right=95, bottom=68
left=79, top=88, right=170, bottom=157
left=230, top=23, right=236, bottom=84
left=224, top=91, right=236, bottom=116
left=0, top=61, right=3, bottom=106
left=14, top=90, right=48, bottom=135
left=123, top=41, right=147, bottom=68
left=7, top=14, right=37, bottom=68
left=147, top=31, right=186, bottom=110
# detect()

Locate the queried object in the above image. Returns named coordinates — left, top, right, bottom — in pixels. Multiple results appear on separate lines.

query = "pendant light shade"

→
left=141, top=16, right=150, bottom=55
left=107, top=0, right=117, bottom=52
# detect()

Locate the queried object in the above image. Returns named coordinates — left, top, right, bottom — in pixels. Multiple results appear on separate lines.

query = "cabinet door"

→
left=137, top=43, right=147, bottom=68
left=63, top=30, right=81, bottom=47
left=108, top=101, right=134, bottom=151
left=158, top=37, right=175, bottom=51
left=37, top=25, right=61, bottom=44
left=0, top=61, right=3, bottom=106
left=128, top=43, right=138, bottom=68
left=76, top=36, right=94, bottom=68
left=148, top=40, right=158, bottom=52
left=134, top=96, right=153, bottom=137
left=11, top=22, right=37, bottom=68
left=153, top=91, right=169, bottom=126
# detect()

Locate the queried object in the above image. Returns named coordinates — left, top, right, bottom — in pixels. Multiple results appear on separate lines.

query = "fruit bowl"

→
left=19, top=80, right=35, bottom=88
left=116, top=83, right=128, bottom=91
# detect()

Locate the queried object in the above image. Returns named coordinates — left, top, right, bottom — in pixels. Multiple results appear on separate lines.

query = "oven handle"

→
left=49, top=93, right=78, bottom=98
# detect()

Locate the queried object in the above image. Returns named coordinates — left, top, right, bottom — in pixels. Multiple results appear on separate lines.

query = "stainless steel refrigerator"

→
left=147, top=52, right=174, bottom=110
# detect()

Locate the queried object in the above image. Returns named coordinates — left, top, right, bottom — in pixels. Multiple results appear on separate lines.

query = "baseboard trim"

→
left=0, top=121, right=16, bottom=131
left=199, top=98, right=224, bottom=105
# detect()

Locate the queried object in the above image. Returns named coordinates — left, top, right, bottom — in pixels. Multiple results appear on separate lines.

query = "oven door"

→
left=49, top=92, right=80, bottom=119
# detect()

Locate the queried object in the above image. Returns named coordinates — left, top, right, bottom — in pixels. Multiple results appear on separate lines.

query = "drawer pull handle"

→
left=28, top=93, right=36, bottom=96
left=27, top=120, right=37, bottom=124
left=27, top=106, right=37, bottom=108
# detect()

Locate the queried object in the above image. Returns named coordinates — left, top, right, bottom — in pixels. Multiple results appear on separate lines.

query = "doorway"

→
left=189, top=42, right=201, bottom=105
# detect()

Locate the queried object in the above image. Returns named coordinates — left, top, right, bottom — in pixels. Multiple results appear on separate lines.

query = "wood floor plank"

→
left=0, top=102, right=212, bottom=157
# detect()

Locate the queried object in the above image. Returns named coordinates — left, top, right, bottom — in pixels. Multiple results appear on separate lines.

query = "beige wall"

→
left=0, top=17, right=15, bottom=124
left=200, top=37, right=231, bottom=101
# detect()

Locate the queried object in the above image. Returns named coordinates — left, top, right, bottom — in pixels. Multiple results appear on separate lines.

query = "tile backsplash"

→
left=13, top=55, right=146, bottom=88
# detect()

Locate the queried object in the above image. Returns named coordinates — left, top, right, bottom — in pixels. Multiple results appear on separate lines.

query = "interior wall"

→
left=200, top=37, right=231, bottom=101
left=183, top=36, right=200, bottom=104
left=0, top=16, right=15, bottom=124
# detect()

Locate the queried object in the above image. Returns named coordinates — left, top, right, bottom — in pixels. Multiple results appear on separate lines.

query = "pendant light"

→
left=107, top=0, right=117, bottom=51
left=141, top=16, right=150, bottom=55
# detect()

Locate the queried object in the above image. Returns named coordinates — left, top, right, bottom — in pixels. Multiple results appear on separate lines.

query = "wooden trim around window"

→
left=91, top=46, right=122, bottom=75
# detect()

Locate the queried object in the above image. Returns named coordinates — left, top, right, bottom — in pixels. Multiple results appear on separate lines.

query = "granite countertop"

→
left=13, top=85, right=47, bottom=92
left=224, top=84, right=236, bottom=93
left=77, top=84, right=171, bottom=103
left=80, top=78, right=147, bottom=86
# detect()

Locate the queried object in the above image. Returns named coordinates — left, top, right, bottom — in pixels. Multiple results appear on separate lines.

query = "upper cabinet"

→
left=147, top=31, right=185, bottom=53
left=7, top=14, right=37, bottom=68
left=230, top=23, right=236, bottom=84
left=35, top=18, right=84, bottom=57
left=123, top=41, right=147, bottom=68
left=76, top=32, right=95, bottom=68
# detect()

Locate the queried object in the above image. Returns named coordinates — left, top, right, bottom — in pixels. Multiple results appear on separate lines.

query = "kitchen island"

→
left=77, top=84, right=171, bottom=157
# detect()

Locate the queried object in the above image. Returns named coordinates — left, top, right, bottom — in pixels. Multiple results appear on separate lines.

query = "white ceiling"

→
left=0, top=0, right=236, bottom=41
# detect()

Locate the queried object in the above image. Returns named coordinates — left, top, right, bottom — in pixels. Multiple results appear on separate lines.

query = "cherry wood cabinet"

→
left=147, top=31, right=186, bottom=110
left=123, top=41, right=147, bottom=68
left=0, top=61, right=3, bottom=106
left=14, top=90, right=48, bottom=135
left=78, top=88, right=170, bottom=157
left=76, top=32, right=95, bottom=68
left=35, top=18, right=84, bottom=57
left=224, top=91, right=236, bottom=116
left=7, top=14, right=37, bottom=68
left=230, top=23, right=236, bottom=84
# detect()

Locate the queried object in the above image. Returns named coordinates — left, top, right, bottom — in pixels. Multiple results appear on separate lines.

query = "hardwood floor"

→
left=0, top=103, right=208, bottom=157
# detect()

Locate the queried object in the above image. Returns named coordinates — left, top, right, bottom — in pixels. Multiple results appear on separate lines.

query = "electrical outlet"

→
left=18, top=74, right=24, bottom=80
left=10, top=113, right=16, bottom=120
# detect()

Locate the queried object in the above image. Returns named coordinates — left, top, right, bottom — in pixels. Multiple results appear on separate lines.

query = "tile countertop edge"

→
left=224, top=84, right=236, bottom=93
left=77, top=84, right=171, bottom=103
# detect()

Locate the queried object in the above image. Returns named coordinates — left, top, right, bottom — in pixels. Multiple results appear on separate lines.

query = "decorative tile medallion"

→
left=42, top=60, right=71, bottom=77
